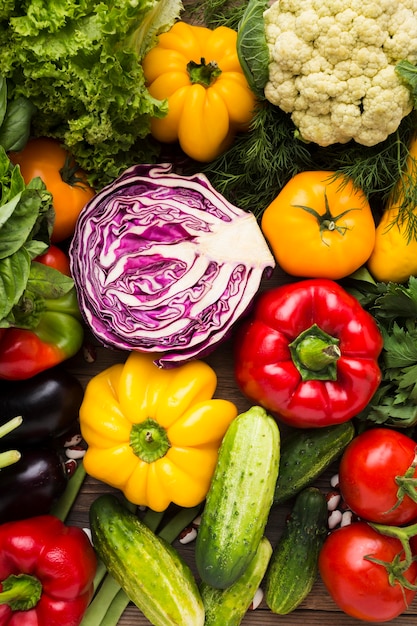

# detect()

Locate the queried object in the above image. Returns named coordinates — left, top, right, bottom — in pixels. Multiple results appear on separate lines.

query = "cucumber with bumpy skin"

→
left=89, top=494, right=204, bottom=626
left=200, top=536, right=272, bottom=625
left=195, top=405, right=280, bottom=589
left=265, top=487, right=328, bottom=614
left=273, top=420, right=355, bottom=505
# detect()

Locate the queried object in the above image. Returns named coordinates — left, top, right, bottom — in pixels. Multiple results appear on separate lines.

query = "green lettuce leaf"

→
left=0, top=0, right=183, bottom=188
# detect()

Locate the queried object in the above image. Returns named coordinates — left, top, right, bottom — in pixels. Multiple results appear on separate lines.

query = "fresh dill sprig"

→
left=190, top=100, right=417, bottom=223
left=194, top=103, right=313, bottom=218
left=183, top=0, right=246, bottom=29
left=317, top=111, right=417, bottom=201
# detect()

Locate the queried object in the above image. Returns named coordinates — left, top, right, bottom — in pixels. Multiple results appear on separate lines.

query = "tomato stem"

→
left=59, top=154, right=91, bottom=190
left=368, top=520, right=417, bottom=589
left=393, top=452, right=417, bottom=508
left=292, top=190, right=361, bottom=242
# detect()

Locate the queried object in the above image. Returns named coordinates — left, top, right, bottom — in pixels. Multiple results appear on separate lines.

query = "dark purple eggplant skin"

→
left=0, top=366, right=84, bottom=444
left=0, top=447, right=68, bottom=523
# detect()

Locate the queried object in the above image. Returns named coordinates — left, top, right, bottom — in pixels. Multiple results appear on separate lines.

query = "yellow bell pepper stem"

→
left=187, top=58, right=222, bottom=86
left=130, top=418, right=171, bottom=463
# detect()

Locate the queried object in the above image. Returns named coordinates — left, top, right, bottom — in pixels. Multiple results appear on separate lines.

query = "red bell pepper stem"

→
left=0, top=574, right=42, bottom=611
left=289, top=323, right=341, bottom=380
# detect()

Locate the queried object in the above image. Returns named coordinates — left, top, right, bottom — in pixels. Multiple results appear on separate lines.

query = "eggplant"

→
left=0, top=446, right=68, bottom=523
left=0, top=366, right=84, bottom=444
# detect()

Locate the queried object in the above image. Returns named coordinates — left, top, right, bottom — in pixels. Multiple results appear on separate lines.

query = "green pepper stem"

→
left=187, top=58, right=222, bottom=87
left=0, top=574, right=42, bottom=611
left=289, top=323, right=340, bottom=381
left=129, top=418, right=171, bottom=463
left=59, top=154, right=91, bottom=190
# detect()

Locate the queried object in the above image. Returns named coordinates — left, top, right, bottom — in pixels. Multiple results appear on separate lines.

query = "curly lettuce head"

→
left=0, top=0, right=183, bottom=187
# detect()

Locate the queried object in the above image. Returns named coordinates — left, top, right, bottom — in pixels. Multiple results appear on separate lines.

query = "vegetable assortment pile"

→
left=3, top=0, right=417, bottom=624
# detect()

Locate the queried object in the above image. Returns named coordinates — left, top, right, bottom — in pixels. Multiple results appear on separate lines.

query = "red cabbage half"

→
left=69, top=163, right=275, bottom=366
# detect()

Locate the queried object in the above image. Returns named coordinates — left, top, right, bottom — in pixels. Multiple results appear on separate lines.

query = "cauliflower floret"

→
left=263, top=0, right=417, bottom=146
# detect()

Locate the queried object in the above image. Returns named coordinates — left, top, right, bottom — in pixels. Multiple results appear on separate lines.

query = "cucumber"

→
left=273, top=420, right=355, bottom=505
left=265, top=487, right=328, bottom=614
left=195, top=405, right=280, bottom=589
left=200, top=536, right=272, bottom=626
left=89, top=494, right=204, bottom=626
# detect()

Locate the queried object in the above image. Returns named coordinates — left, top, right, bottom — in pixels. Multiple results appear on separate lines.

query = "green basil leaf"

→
left=8, top=287, right=44, bottom=330
left=0, top=248, right=31, bottom=319
left=0, top=189, right=44, bottom=258
left=0, top=96, right=37, bottom=152
left=28, top=261, right=74, bottom=299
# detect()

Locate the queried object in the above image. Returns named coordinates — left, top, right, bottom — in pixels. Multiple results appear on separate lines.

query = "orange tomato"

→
left=261, top=171, right=376, bottom=280
left=9, top=137, right=95, bottom=243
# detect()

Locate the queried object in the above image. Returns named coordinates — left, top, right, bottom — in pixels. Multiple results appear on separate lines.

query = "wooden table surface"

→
left=64, top=264, right=417, bottom=626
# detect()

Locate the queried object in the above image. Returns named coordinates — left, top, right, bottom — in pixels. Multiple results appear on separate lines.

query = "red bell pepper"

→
left=234, top=278, right=383, bottom=428
left=0, top=247, right=84, bottom=380
left=0, top=287, right=84, bottom=380
left=0, top=515, right=97, bottom=626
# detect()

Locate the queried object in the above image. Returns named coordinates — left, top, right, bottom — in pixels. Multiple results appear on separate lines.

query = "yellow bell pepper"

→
left=367, top=133, right=417, bottom=283
left=79, top=352, right=238, bottom=512
left=142, top=21, right=257, bottom=162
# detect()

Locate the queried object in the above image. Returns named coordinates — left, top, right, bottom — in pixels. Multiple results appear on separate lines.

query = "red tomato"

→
left=36, top=245, right=72, bottom=277
left=319, top=522, right=417, bottom=622
left=9, top=137, right=95, bottom=243
left=339, top=428, right=417, bottom=525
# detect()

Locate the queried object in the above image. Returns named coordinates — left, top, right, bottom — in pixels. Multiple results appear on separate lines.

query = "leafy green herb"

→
left=0, top=146, right=58, bottom=328
left=0, top=77, right=36, bottom=152
left=344, top=274, right=417, bottom=428
left=188, top=102, right=313, bottom=217
left=192, top=100, right=417, bottom=221
left=185, top=0, right=247, bottom=30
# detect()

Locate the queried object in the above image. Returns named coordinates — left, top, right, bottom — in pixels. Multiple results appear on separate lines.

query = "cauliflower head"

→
left=264, top=0, right=417, bottom=146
